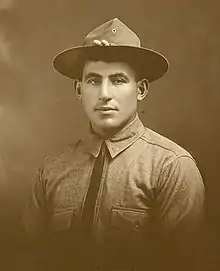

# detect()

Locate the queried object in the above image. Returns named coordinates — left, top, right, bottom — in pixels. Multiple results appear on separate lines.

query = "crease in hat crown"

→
left=84, top=18, right=141, bottom=47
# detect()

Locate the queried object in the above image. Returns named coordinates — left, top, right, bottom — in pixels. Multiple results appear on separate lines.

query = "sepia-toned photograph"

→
left=0, top=1, right=219, bottom=270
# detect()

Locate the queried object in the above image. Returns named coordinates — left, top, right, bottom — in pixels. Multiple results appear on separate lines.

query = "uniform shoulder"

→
left=141, top=127, right=192, bottom=159
left=41, top=139, right=83, bottom=171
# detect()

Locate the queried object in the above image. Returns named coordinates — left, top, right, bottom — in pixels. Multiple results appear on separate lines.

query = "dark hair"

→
left=75, top=49, right=143, bottom=82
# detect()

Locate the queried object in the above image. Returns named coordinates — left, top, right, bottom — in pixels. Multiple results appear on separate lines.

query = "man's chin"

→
left=91, top=119, right=122, bottom=137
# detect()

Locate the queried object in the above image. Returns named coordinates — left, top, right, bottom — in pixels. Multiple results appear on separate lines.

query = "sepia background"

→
left=0, top=0, right=219, bottom=269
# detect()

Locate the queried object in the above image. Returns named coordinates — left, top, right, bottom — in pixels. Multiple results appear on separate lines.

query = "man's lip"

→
left=96, top=107, right=117, bottom=111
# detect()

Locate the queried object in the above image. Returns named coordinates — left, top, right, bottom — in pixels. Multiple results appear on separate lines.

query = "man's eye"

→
left=113, top=78, right=126, bottom=85
left=87, top=78, right=100, bottom=85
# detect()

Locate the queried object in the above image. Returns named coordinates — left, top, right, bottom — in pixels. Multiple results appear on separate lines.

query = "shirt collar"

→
left=83, top=114, right=145, bottom=158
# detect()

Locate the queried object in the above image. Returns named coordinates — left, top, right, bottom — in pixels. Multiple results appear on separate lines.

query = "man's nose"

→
left=98, top=80, right=113, bottom=102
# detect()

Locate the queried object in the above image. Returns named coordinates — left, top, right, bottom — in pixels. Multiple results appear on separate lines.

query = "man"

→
left=23, top=18, right=204, bottom=271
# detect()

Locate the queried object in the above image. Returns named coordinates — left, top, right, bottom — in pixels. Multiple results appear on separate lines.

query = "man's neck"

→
left=91, top=114, right=137, bottom=139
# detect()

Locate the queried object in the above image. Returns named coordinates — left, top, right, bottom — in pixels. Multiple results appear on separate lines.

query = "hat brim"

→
left=53, top=45, right=169, bottom=83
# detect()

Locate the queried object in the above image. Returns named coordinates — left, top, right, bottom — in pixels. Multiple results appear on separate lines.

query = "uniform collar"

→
left=83, top=114, right=145, bottom=158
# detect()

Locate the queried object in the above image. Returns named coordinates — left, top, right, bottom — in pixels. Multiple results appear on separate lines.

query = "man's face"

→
left=77, top=60, right=144, bottom=136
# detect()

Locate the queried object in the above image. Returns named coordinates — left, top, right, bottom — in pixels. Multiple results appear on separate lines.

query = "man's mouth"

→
left=96, top=107, right=117, bottom=111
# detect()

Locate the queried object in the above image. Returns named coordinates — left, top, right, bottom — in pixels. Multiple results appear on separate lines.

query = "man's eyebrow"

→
left=109, top=72, right=130, bottom=81
left=84, top=72, right=102, bottom=80
left=84, top=72, right=130, bottom=81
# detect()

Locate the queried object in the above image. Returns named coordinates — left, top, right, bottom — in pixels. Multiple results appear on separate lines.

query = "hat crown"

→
left=84, top=18, right=141, bottom=47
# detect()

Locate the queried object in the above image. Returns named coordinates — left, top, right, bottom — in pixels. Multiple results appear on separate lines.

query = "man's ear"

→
left=73, top=80, right=82, bottom=100
left=137, top=79, right=149, bottom=101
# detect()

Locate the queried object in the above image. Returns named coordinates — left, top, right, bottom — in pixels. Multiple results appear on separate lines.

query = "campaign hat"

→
left=53, top=18, right=169, bottom=83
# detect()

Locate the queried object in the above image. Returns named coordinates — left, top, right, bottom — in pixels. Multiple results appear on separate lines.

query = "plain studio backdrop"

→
left=0, top=0, right=219, bottom=270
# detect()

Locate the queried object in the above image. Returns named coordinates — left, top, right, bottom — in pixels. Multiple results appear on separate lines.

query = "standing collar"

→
left=83, top=114, right=145, bottom=158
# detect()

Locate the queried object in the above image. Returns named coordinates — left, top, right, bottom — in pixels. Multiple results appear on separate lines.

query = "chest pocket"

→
left=109, top=207, right=152, bottom=248
left=50, top=210, right=73, bottom=232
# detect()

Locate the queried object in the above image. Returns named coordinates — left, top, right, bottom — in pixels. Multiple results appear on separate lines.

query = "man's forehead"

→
left=82, top=60, right=136, bottom=77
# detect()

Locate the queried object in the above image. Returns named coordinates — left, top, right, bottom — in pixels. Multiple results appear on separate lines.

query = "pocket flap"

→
left=51, top=210, right=73, bottom=231
left=111, top=207, right=149, bottom=231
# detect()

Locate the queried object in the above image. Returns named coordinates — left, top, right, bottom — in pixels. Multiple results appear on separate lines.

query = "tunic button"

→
left=135, top=221, right=140, bottom=229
